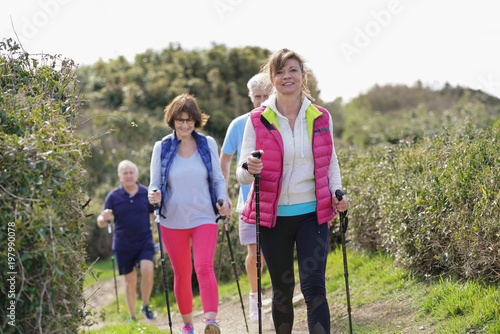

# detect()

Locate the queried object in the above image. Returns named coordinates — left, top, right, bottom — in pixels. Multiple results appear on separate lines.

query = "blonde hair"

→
left=261, top=48, right=313, bottom=101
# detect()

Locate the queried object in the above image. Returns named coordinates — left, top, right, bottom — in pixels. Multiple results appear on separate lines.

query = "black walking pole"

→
left=152, top=190, right=173, bottom=334
left=107, top=221, right=120, bottom=314
left=243, top=149, right=263, bottom=334
left=335, top=189, right=353, bottom=334
left=216, top=201, right=249, bottom=333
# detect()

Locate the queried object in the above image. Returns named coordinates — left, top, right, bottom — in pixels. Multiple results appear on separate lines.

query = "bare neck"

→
left=176, top=131, right=196, bottom=143
left=276, top=94, right=302, bottom=118
left=177, top=135, right=197, bottom=158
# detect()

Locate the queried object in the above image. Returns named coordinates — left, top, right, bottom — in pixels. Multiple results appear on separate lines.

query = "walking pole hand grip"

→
left=216, top=199, right=231, bottom=222
left=152, top=189, right=160, bottom=211
left=335, top=189, right=349, bottom=233
left=335, top=189, right=345, bottom=202
left=242, top=150, right=263, bottom=177
left=250, top=150, right=263, bottom=159
left=216, top=199, right=224, bottom=219
left=150, top=187, right=161, bottom=222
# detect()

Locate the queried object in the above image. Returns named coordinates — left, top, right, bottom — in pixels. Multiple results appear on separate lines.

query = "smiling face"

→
left=174, top=111, right=195, bottom=140
left=271, top=58, right=305, bottom=97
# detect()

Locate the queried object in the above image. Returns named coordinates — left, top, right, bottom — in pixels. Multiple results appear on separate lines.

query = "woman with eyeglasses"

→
left=148, top=93, right=230, bottom=334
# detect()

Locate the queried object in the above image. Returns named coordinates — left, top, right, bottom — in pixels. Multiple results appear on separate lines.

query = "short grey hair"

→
left=247, top=73, right=271, bottom=103
left=117, top=160, right=138, bottom=175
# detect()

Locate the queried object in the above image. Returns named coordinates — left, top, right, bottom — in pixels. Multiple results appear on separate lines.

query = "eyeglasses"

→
left=174, top=118, right=195, bottom=125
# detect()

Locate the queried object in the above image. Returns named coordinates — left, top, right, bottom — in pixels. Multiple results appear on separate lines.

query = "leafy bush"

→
left=341, top=84, right=500, bottom=148
left=0, top=39, right=90, bottom=333
left=341, top=105, right=500, bottom=280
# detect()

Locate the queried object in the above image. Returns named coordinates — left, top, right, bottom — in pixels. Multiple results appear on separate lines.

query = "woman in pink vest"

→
left=236, top=48, right=349, bottom=334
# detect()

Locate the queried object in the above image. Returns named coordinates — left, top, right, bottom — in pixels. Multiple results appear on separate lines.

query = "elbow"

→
left=239, top=178, right=252, bottom=186
left=236, top=168, right=253, bottom=185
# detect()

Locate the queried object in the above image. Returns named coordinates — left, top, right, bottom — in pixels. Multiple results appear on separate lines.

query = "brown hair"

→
left=163, top=93, right=209, bottom=129
left=262, top=48, right=313, bottom=101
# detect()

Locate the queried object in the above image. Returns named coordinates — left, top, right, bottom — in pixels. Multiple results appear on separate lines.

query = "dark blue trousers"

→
left=260, top=212, right=330, bottom=334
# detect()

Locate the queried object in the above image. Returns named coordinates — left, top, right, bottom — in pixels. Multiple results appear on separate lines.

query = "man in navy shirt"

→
left=97, top=160, right=156, bottom=321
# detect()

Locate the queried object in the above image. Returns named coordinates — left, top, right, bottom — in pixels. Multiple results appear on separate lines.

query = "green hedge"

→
left=0, top=39, right=90, bottom=333
left=341, top=106, right=500, bottom=280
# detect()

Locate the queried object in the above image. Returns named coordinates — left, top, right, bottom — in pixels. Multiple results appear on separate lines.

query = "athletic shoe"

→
left=129, top=316, right=137, bottom=323
left=203, top=318, right=221, bottom=334
left=180, top=323, right=194, bottom=334
left=140, top=304, right=156, bottom=320
left=249, top=292, right=264, bottom=323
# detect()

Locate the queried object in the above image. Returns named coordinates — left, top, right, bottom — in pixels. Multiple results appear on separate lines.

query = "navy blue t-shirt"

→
left=103, top=183, right=154, bottom=251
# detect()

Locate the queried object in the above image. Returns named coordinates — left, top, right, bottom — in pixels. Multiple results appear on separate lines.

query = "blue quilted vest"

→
left=159, top=130, right=218, bottom=217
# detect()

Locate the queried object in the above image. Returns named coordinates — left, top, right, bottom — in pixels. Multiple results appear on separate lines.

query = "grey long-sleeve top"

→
left=149, top=135, right=226, bottom=229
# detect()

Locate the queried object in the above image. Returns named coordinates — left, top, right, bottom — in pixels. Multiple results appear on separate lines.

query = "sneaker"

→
left=180, top=323, right=194, bottom=334
left=203, top=318, right=221, bottom=334
left=249, top=292, right=264, bottom=323
left=140, top=304, right=156, bottom=320
left=129, top=316, right=137, bottom=323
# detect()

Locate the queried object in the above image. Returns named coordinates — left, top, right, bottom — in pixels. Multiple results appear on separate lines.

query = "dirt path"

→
left=84, top=279, right=312, bottom=333
left=83, top=279, right=431, bottom=333
left=153, top=289, right=311, bottom=333
left=84, top=277, right=125, bottom=313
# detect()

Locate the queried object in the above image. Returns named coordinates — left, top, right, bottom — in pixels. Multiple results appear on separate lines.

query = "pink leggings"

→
left=161, top=224, right=219, bottom=315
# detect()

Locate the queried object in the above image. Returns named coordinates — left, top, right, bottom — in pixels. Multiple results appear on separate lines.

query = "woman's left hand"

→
left=332, top=194, right=349, bottom=213
left=216, top=200, right=232, bottom=218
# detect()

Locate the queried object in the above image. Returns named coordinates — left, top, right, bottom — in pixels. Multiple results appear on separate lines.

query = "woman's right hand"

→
left=245, top=155, right=263, bottom=175
left=148, top=190, right=162, bottom=205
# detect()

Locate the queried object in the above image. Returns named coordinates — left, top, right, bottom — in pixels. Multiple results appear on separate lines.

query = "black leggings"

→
left=260, top=212, right=330, bottom=334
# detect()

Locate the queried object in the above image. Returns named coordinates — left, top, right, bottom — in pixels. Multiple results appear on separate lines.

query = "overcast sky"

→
left=2, top=0, right=500, bottom=102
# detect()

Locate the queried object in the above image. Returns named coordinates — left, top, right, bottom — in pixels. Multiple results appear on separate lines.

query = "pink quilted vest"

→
left=241, top=104, right=337, bottom=227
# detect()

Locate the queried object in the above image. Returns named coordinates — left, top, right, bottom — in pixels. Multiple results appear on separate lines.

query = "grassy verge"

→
left=420, top=278, right=500, bottom=333
left=325, top=248, right=499, bottom=333
left=82, top=248, right=499, bottom=333
left=326, top=249, right=425, bottom=333
left=81, top=322, right=163, bottom=334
